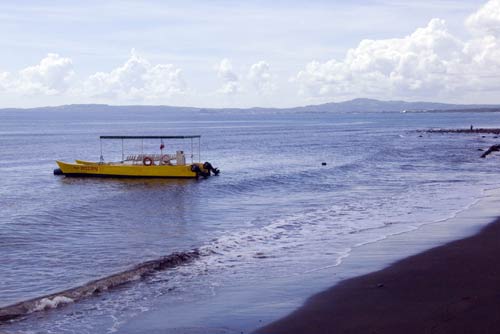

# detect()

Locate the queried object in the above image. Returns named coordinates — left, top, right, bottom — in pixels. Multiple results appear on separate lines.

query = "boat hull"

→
left=56, top=161, right=203, bottom=178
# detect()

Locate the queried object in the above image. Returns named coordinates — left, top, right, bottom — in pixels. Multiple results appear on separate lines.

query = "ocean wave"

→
left=0, top=250, right=199, bottom=323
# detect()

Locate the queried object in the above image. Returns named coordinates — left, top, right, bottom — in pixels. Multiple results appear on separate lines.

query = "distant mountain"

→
left=2, top=99, right=500, bottom=113
left=289, top=98, right=500, bottom=113
left=0, top=104, right=200, bottom=113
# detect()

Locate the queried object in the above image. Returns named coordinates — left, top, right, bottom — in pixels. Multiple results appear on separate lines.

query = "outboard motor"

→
left=191, top=162, right=220, bottom=178
left=203, top=162, right=220, bottom=176
left=191, top=164, right=210, bottom=178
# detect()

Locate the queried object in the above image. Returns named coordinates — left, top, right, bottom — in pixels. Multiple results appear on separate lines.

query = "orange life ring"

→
left=160, top=155, right=171, bottom=165
left=143, top=156, right=154, bottom=166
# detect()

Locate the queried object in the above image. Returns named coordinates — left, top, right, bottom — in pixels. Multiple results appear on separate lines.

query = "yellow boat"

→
left=54, top=135, right=219, bottom=179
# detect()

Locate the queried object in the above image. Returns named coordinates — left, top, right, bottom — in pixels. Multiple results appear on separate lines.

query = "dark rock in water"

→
left=322, top=162, right=327, bottom=166
left=53, top=168, right=63, bottom=175
left=481, top=144, right=500, bottom=158
left=478, top=148, right=484, bottom=151
left=254, top=252, right=268, bottom=259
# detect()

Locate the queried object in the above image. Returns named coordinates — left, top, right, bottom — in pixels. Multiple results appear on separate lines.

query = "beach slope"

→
left=256, top=218, right=500, bottom=334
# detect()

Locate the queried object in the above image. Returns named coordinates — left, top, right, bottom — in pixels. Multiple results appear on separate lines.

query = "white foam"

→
left=32, top=296, right=74, bottom=312
left=184, top=178, right=498, bottom=288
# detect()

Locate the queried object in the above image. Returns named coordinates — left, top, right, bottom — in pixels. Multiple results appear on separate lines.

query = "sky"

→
left=0, top=0, right=499, bottom=108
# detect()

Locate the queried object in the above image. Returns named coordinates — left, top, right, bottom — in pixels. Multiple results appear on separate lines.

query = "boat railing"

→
left=125, top=154, right=176, bottom=162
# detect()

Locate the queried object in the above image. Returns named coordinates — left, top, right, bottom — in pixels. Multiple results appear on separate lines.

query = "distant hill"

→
left=2, top=99, right=500, bottom=113
left=289, top=98, right=500, bottom=113
left=0, top=104, right=200, bottom=113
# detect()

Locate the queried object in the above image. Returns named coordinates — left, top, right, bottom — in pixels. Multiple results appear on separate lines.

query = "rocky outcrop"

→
left=423, top=128, right=500, bottom=134
left=481, top=144, right=500, bottom=158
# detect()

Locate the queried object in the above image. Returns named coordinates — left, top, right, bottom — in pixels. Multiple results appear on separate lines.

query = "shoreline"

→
left=118, top=191, right=500, bottom=334
left=256, top=208, right=500, bottom=333
left=5, top=189, right=499, bottom=333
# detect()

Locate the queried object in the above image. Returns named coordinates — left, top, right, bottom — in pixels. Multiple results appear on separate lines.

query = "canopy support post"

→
left=99, top=138, right=104, bottom=163
left=191, top=138, right=194, bottom=163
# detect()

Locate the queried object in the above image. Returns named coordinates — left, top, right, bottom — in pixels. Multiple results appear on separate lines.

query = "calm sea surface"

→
left=2, top=108, right=500, bottom=333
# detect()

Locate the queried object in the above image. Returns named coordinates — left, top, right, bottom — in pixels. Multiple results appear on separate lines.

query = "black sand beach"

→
left=256, top=217, right=500, bottom=334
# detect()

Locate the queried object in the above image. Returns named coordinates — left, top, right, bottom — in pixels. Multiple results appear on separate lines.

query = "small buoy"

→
left=321, top=162, right=327, bottom=166
left=53, top=168, right=63, bottom=175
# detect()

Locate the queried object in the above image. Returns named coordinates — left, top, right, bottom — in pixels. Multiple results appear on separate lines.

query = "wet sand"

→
left=256, top=217, right=500, bottom=334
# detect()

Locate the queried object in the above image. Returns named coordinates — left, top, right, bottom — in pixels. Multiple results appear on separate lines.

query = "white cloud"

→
left=0, top=53, right=74, bottom=95
left=0, top=71, right=11, bottom=91
left=294, top=18, right=467, bottom=99
left=466, top=0, right=500, bottom=35
left=2, top=1, right=500, bottom=107
left=83, top=49, right=186, bottom=100
left=247, top=61, right=275, bottom=94
left=215, top=58, right=240, bottom=94
left=294, top=0, right=500, bottom=101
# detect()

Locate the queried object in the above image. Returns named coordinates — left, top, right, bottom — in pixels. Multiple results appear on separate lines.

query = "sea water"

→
left=2, top=108, right=500, bottom=333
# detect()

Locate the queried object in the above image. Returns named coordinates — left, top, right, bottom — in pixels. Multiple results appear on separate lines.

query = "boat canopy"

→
left=98, top=135, right=202, bottom=163
left=100, top=135, right=201, bottom=139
